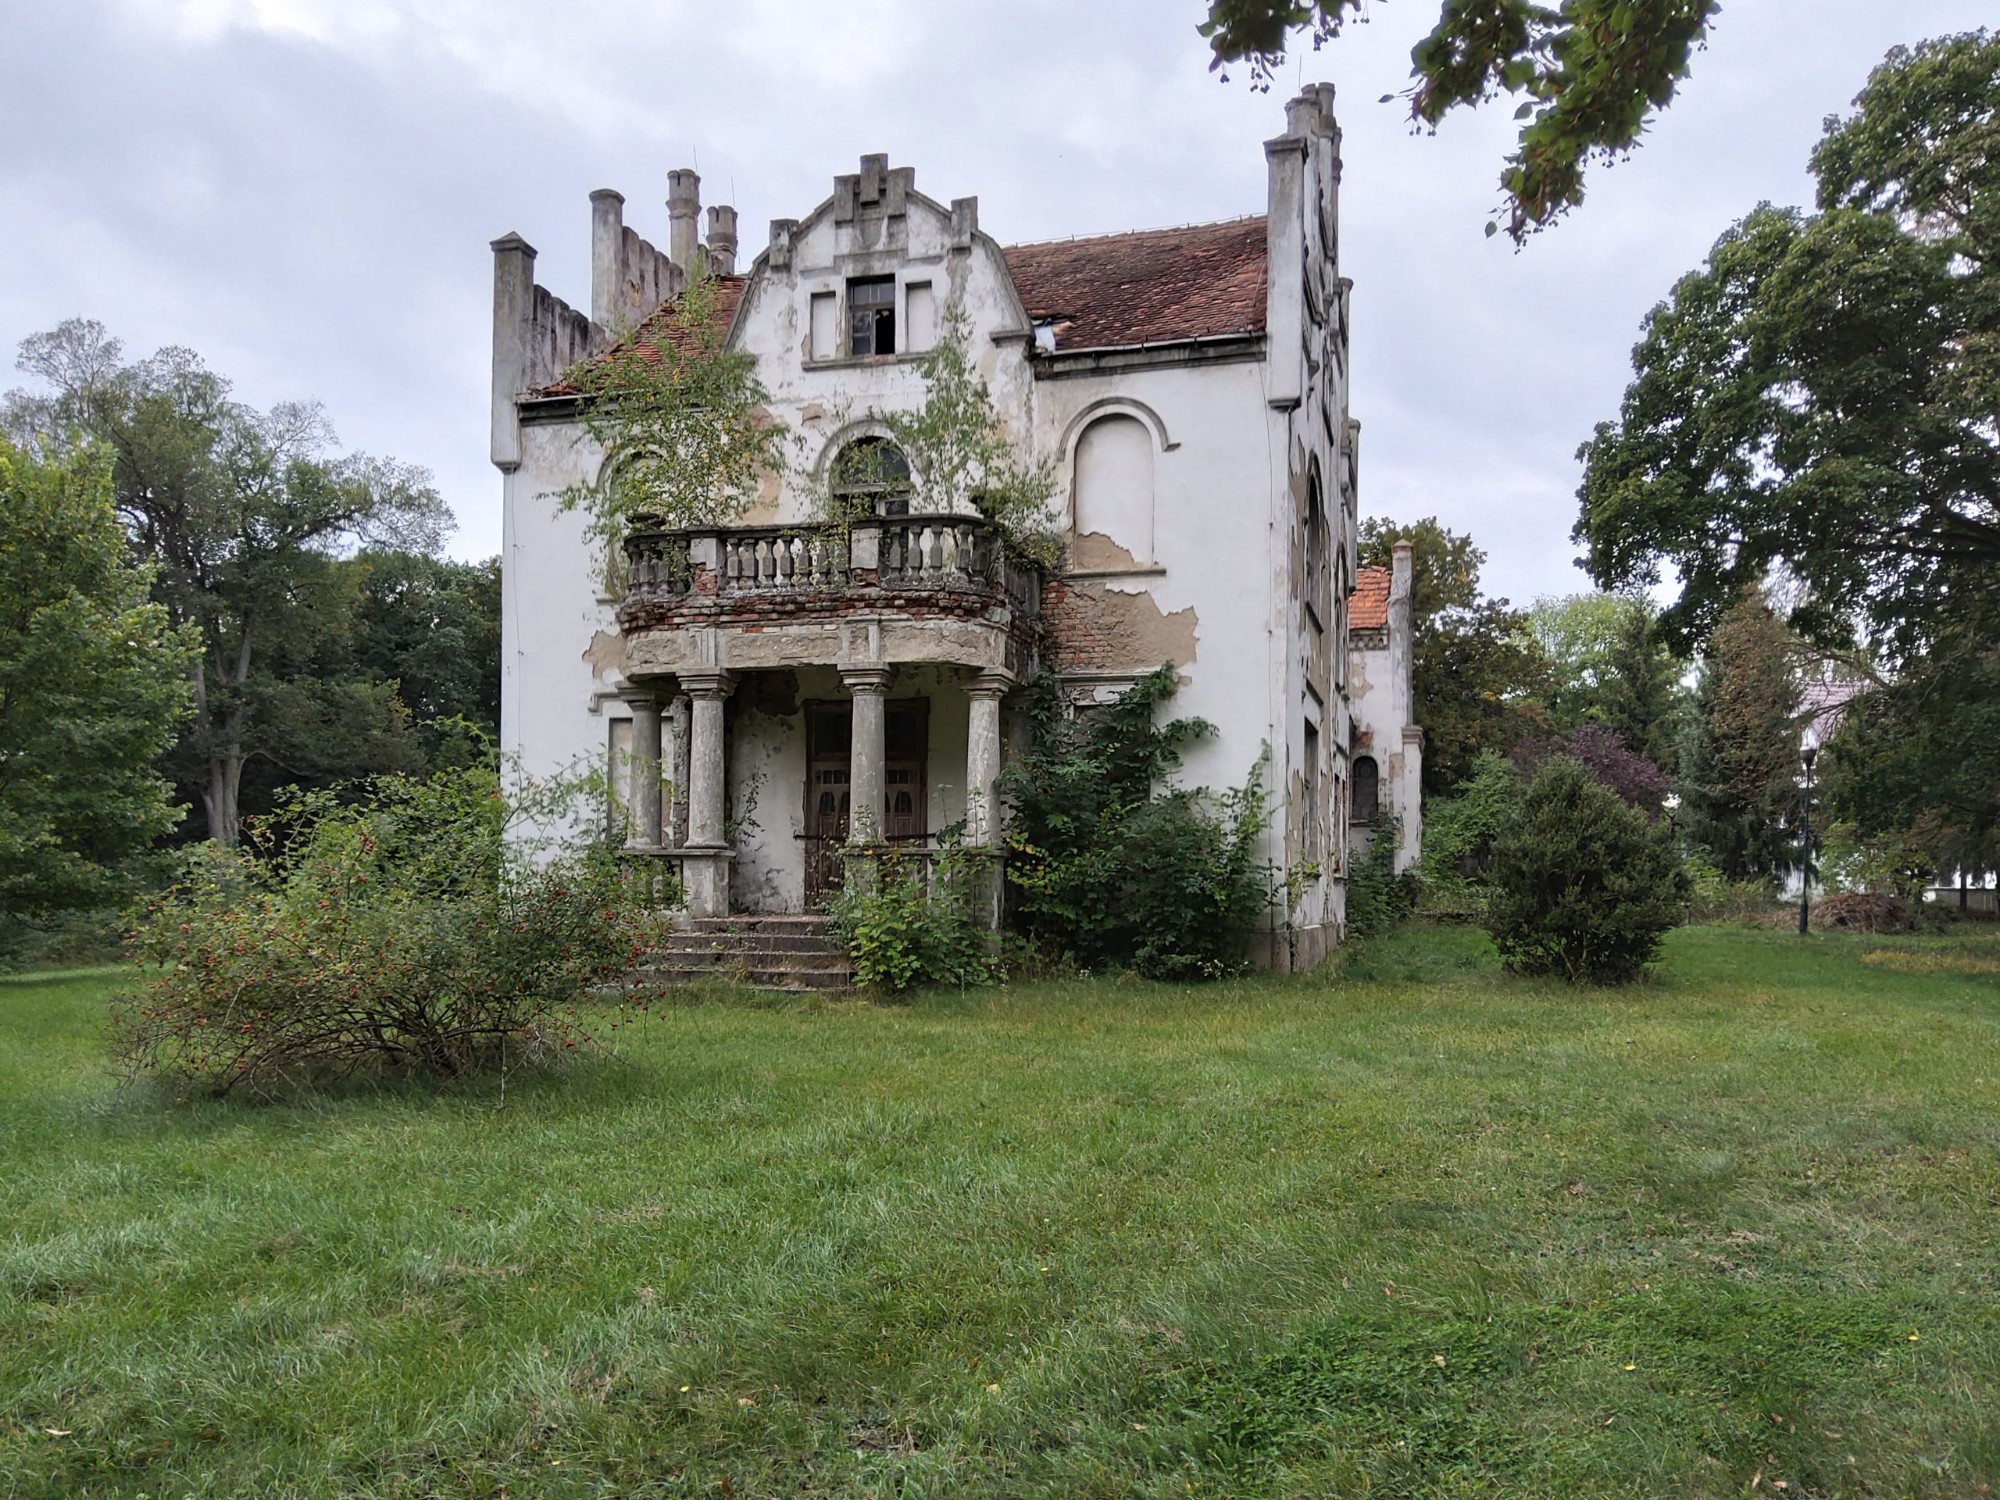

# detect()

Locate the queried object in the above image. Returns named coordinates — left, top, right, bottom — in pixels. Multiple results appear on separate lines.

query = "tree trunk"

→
left=202, top=751, right=243, bottom=847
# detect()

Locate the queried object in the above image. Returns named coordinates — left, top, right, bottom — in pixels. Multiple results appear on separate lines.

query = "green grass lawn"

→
left=4, top=926, right=1999, bottom=1498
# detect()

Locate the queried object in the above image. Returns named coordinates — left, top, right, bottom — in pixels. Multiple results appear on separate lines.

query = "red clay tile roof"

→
left=1349, top=567, right=1391, bottom=632
left=1002, top=217, right=1268, bottom=353
left=539, top=275, right=749, bottom=395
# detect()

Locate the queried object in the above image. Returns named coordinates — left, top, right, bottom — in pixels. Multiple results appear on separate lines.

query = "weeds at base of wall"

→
left=827, top=840, right=997, bottom=996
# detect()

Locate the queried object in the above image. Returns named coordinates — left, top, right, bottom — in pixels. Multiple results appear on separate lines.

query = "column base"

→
left=679, top=847, right=734, bottom=918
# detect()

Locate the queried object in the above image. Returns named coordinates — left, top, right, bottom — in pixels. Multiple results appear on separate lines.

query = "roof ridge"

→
left=1001, top=214, right=1267, bottom=253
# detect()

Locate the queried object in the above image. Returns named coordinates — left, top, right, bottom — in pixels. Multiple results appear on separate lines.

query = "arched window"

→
left=1352, top=755, right=1379, bottom=825
left=1072, top=415, right=1154, bottom=567
left=831, top=437, right=913, bottom=517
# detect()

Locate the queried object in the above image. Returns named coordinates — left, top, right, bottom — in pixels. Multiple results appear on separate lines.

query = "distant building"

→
left=1345, top=546, right=1422, bottom=871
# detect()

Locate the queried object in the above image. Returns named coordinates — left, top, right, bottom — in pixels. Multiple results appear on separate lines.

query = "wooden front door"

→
left=802, top=698, right=930, bottom=906
left=804, top=703, right=851, bottom=906
left=883, top=698, right=928, bottom=844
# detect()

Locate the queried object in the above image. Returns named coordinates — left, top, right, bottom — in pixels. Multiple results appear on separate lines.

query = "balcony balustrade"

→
left=622, top=514, right=1035, bottom=613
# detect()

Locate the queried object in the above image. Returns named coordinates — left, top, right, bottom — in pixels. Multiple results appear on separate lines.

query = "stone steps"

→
left=637, top=914, right=851, bottom=994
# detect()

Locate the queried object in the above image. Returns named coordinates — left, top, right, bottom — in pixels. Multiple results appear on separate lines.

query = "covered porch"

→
left=612, top=513, right=1038, bottom=922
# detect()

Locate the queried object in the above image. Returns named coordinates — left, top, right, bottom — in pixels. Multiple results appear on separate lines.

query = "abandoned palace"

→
left=489, top=84, right=1418, bottom=970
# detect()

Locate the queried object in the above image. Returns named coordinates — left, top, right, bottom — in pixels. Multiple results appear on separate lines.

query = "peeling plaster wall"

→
left=1031, top=357, right=1276, bottom=817
left=499, top=419, right=619, bottom=850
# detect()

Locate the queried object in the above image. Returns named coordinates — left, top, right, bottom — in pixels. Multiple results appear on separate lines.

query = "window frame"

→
left=847, top=275, right=897, bottom=358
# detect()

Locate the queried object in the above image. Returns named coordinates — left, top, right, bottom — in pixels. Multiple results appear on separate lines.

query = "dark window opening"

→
left=1303, top=720, right=1322, bottom=863
left=849, top=276, right=896, bottom=357
left=831, top=436, right=913, bottom=518
left=1303, top=472, right=1327, bottom=635
left=1352, top=755, right=1379, bottom=826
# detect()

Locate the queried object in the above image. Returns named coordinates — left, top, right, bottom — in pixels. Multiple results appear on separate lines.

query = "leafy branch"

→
left=555, top=271, right=794, bottom=557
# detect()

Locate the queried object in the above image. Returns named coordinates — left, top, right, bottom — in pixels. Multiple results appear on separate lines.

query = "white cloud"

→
left=11, top=0, right=1996, bottom=605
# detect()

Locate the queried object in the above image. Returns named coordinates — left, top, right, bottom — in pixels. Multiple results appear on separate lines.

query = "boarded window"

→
left=848, top=276, right=896, bottom=356
left=1352, top=754, right=1379, bottom=825
left=905, top=282, right=936, bottom=353
left=1072, top=414, right=1154, bottom=567
left=810, top=291, right=838, bottom=361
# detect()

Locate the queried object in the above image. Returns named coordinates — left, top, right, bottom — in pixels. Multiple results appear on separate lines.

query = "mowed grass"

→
left=4, top=927, right=2000, bottom=1498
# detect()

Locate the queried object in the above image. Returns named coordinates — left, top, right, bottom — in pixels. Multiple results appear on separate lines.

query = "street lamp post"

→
left=1798, top=728, right=1820, bottom=936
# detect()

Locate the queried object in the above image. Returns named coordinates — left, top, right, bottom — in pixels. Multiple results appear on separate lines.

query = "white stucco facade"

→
left=490, top=86, right=1374, bottom=968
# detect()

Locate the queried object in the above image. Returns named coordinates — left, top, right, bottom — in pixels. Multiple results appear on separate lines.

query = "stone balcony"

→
left=617, top=514, right=1041, bottom=680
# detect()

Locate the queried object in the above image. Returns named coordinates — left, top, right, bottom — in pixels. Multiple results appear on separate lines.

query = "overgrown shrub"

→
left=1685, top=857, right=1781, bottom=924
left=1418, top=751, right=1519, bottom=902
left=828, top=840, right=997, bottom=994
left=1002, top=668, right=1271, bottom=980
left=1485, top=756, right=1689, bottom=984
left=112, top=765, right=666, bottom=1096
left=1345, top=815, right=1419, bottom=939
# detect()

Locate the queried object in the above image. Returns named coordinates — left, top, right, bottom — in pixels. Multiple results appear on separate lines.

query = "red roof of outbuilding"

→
left=1002, top=217, right=1269, bottom=353
left=1350, top=567, right=1391, bottom=632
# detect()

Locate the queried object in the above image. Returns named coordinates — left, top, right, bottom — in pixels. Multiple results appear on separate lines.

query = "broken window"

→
left=1303, top=472, right=1327, bottom=635
left=831, top=436, right=913, bottom=517
left=848, top=276, right=896, bottom=356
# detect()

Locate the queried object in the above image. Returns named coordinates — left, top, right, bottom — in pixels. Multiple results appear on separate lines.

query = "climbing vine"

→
left=554, top=270, right=794, bottom=560
left=834, top=309, right=1063, bottom=569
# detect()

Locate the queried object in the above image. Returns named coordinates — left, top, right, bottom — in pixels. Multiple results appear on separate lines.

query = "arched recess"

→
left=1351, top=754, right=1379, bottom=826
left=1071, top=414, right=1156, bottom=571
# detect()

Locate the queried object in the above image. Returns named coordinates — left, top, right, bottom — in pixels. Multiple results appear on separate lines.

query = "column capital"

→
left=967, top=669, right=1015, bottom=699
left=616, top=678, right=667, bottom=712
left=679, top=669, right=736, bottom=700
left=839, top=665, right=894, bottom=696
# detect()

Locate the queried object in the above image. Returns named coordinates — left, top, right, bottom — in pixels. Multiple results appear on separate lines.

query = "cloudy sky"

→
left=4, top=0, right=1990, bottom=606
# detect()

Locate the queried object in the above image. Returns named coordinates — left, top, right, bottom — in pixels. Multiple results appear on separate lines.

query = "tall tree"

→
left=6, top=321, right=447, bottom=845
left=1576, top=31, right=2000, bottom=660
left=1526, top=592, right=1683, bottom=766
left=0, top=438, right=193, bottom=947
left=1677, top=590, right=1802, bottom=883
left=345, top=551, right=502, bottom=765
left=1824, top=633, right=2000, bottom=888
left=1359, top=516, right=1552, bottom=795
left=1201, top=0, right=1720, bottom=240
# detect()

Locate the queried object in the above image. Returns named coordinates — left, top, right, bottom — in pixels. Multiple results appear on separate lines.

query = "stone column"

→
left=964, top=671, right=1012, bottom=934
left=965, top=671, right=1011, bottom=847
left=680, top=669, right=735, bottom=917
left=618, top=683, right=664, bottom=849
left=665, top=694, right=691, bottom=847
left=841, top=666, right=893, bottom=845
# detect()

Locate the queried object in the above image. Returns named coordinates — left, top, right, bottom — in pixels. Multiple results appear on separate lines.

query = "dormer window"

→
left=849, top=276, right=896, bottom=356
